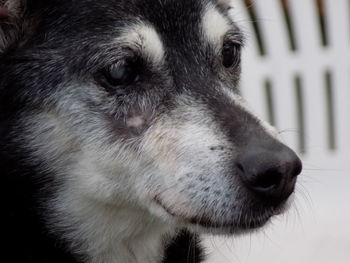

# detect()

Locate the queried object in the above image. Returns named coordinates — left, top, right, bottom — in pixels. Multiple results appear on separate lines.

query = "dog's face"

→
left=1, top=0, right=301, bottom=235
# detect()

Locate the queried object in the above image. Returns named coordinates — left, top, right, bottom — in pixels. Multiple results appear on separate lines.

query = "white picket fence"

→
left=205, top=1, right=350, bottom=262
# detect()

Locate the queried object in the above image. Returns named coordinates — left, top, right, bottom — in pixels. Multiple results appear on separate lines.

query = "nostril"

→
left=237, top=159, right=285, bottom=194
left=237, top=148, right=301, bottom=201
left=253, top=170, right=283, bottom=190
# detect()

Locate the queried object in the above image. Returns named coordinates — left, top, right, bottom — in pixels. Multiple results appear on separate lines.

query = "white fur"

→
left=139, top=96, right=239, bottom=224
left=202, top=3, right=231, bottom=46
left=54, top=156, right=173, bottom=263
left=120, top=23, right=165, bottom=64
left=23, top=112, right=175, bottom=263
left=18, top=88, right=174, bottom=263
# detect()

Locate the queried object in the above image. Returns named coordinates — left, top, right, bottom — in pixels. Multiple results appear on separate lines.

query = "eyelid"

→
left=92, top=46, right=137, bottom=69
left=224, top=30, right=245, bottom=46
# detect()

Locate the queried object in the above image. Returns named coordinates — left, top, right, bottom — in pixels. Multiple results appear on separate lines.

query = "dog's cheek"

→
left=136, top=116, right=234, bottom=217
left=105, top=106, right=157, bottom=139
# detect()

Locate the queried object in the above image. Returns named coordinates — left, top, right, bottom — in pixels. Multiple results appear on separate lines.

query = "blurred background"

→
left=205, top=0, right=350, bottom=262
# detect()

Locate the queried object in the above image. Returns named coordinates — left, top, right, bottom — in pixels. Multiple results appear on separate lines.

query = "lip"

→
left=154, top=196, right=281, bottom=232
left=188, top=215, right=271, bottom=231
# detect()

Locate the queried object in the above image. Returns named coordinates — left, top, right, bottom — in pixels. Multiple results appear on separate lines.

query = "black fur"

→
left=0, top=1, right=214, bottom=262
left=163, top=231, right=205, bottom=263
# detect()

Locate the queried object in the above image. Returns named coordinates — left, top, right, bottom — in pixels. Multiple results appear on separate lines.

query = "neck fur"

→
left=51, top=195, right=175, bottom=263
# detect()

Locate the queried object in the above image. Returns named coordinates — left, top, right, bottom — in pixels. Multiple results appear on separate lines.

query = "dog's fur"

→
left=0, top=1, right=301, bottom=263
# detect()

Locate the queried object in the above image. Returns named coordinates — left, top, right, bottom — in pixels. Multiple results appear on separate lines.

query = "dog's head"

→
left=0, top=0, right=301, bottom=235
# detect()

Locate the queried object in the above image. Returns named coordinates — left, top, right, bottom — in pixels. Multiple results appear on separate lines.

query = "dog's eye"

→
left=222, top=42, right=241, bottom=68
left=103, top=61, right=140, bottom=87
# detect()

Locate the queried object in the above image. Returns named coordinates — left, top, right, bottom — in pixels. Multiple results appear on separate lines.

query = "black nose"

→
left=237, top=147, right=302, bottom=204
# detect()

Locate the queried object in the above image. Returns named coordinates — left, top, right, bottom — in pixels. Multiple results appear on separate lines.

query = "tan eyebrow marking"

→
left=119, top=23, right=165, bottom=64
left=202, top=3, right=232, bottom=46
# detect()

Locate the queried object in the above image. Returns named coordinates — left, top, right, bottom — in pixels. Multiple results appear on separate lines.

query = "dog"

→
left=0, top=0, right=302, bottom=262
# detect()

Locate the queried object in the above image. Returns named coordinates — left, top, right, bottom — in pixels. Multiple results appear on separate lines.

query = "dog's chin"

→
left=190, top=198, right=293, bottom=235
left=186, top=218, right=270, bottom=235
left=154, top=196, right=293, bottom=235
left=185, top=207, right=280, bottom=235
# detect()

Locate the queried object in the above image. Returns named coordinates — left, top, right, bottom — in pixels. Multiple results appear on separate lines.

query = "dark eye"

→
left=102, top=60, right=140, bottom=87
left=222, top=42, right=241, bottom=68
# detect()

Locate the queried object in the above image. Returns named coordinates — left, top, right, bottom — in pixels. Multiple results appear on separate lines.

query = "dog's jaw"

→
left=49, top=174, right=175, bottom=263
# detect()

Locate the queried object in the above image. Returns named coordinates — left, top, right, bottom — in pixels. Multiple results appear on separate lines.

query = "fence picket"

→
left=231, top=0, right=269, bottom=120
left=284, top=0, right=329, bottom=155
left=324, top=0, right=350, bottom=153
left=247, top=0, right=299, bottom=148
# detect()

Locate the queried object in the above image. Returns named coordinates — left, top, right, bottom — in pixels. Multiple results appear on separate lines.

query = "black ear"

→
left=0, top=0, right=26, bottom=54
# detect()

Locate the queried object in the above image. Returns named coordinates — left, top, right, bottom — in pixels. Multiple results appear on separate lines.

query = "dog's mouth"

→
left=154, top=196, right=287, bottom=233
left=187, top=213, right=271, bottom=232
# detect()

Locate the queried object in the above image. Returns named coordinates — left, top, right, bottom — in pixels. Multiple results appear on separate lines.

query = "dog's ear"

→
left=0, top=0, right=26, bottom=54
